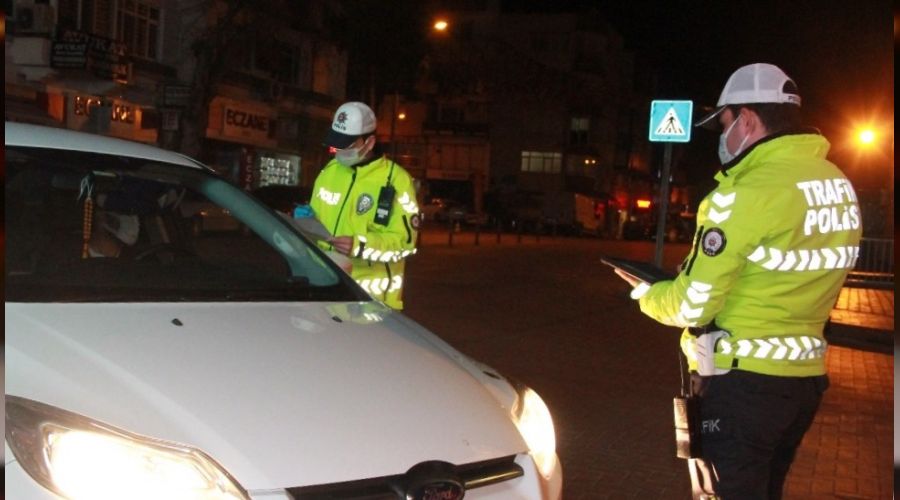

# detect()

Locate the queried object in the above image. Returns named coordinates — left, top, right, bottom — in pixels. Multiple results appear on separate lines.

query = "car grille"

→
left=286, top=455, right=523, bottom=499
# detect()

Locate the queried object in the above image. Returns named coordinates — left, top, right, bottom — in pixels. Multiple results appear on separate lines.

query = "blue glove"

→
left=293, top=204, right=314, bottom=219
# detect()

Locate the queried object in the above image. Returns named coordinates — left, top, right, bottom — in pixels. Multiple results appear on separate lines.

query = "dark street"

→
left=405, top=229, right=696, bottom=498
left=404, top=227, right=893, bottom=499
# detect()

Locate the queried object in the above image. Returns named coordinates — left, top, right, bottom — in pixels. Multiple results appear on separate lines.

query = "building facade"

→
left=6, top=0, right=346, bottom=199
left=394, top=5, right=655, bottom=235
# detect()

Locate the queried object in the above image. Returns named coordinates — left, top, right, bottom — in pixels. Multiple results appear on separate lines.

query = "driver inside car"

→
left=87, top=203, right=140, bottom=258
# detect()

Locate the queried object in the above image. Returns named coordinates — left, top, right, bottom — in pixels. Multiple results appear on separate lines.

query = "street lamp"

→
left=843, top=121, right=890, bottom=165
left=847, top=121, right=893, bottom=237
left=856, top=127, right=876, bottom=147
left=433, top=19, right=449, bottom=32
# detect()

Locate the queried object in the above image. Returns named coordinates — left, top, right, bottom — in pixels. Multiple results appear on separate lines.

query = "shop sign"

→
left=223, top=105, right=273, bottom=143
left=111, top=103, right=135, bottom=123
left=57, top=29, right=129, bottom=82
left=239, top=146, right=257, bottom=190
left=73, top=95, right=105, bottom=117
left=162, top=83, right=192, bottom=108
left=258, top=154, right=300, bottom=187
left=161, top=110, right=180, bottom=131
left=50, top=41, right=88, bottom=69
left=74, top=95, right=135, bottom=123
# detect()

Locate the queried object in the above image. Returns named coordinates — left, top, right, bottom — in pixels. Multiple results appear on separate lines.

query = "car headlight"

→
left=5, top=396, right=248, bottom=500
left=511, top=385, right=558, bottom=479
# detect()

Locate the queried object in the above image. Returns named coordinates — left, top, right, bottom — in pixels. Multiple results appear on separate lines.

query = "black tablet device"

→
left=601, top=256, right=675, bottom=284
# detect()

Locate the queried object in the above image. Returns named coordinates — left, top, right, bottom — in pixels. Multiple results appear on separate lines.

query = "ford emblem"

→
left=409, top=481, right=464, bottom=500
left=404, top=461, right=465, bottom=500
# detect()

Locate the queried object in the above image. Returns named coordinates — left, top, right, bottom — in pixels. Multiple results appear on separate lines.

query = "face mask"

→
left=717, top=115, right=750, bottom=165
left=335, top=139, right=369, bottom=167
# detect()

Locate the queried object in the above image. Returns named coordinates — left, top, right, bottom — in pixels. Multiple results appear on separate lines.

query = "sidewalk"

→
left=788, top=286, right=894, bottom=498
left=827, top=287, right=895, bottom=353
left=787, top=284, right=894, bottom=498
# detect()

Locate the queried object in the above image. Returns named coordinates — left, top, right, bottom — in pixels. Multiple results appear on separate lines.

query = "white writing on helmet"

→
left=796, top=179, right=861, bottom=236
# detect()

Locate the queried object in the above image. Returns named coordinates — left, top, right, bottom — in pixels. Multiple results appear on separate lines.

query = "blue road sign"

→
left=648, top=100, right=693, bottom=143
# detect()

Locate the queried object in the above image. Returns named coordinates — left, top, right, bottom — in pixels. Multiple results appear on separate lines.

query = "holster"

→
left=673, top=395, right=702, bottom=459
left=689, top=323, right=731, bottom=377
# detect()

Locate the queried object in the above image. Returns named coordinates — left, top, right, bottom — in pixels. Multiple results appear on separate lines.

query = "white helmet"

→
left=695, top=63, right=801, bottom=129
left=323, top=102, right=377, bottom=149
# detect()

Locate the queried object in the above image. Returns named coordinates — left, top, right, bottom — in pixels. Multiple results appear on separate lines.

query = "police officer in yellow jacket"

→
left=620, top=64, right=862, bottom=499
left=312, top=101, right=420, bottom=310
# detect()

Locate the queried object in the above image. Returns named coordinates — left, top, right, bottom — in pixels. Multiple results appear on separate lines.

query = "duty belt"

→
left=717, top=335, right=826, bottom=361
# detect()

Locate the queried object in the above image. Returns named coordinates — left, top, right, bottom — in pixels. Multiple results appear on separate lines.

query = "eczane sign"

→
left=223, top=105, right=273, bottom=142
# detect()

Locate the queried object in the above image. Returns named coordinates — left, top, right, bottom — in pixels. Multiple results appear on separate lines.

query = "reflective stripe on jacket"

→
left=638, top=132, right=862, bottom=377
left=310, top=155, right=419, bottom=310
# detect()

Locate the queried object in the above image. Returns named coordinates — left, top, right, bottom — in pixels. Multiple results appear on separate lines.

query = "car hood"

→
left=5, top=302, right=526, bottom=490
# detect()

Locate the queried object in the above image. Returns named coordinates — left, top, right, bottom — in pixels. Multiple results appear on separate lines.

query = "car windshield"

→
left=5, top=146, right=363, bottom=303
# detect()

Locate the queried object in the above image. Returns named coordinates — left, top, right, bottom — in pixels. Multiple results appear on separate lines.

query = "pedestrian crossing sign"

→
left=648, top=100, right=693, bottom=143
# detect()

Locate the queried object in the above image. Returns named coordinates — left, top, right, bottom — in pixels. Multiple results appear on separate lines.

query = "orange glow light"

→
left=858, top=129, right=875, bottom=145
left=433, top=20, right=448, bottom=31
left=636, top=199, right=652, bottom=209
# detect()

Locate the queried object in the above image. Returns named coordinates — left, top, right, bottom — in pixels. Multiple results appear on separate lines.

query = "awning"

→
left=5, top=98, right=64, bottom=127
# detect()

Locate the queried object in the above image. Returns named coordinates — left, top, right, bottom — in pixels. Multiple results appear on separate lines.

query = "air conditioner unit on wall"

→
left=16, top=1, right=56, bottom=35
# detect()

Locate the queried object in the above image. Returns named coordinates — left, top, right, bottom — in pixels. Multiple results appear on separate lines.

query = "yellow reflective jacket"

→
left=638, top=132, right=862, bottom=376
left=310, top=155, right=419, bottom=310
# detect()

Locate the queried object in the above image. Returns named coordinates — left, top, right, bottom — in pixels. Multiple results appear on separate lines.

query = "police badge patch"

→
left=356, top=194, right=374, bottom=215
left=701, top=228, right=727, bottom=256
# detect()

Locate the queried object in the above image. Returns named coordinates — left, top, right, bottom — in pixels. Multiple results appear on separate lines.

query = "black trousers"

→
left=689, top=370, right=829, bottom=499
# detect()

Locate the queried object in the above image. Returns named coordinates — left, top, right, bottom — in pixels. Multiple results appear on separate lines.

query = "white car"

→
left=4, top=123, right=563, bottom=500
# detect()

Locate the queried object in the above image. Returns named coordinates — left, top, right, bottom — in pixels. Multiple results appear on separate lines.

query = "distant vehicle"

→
left=420, top=197, right=449, bottom=221
left=5, top=122, right=563, bottom=500
left=622, top=199, right=696, bottom=243
left=422, top=197, right=468, bottom=223
left=664, top=212, right=697, bottom=243
left=446, top=204, right=469, bottom=222
left=543, top=192, right=611, bottom=236
left=622, top=198, right=655, bottom=240
left=465, top=212, right=490, bottom=226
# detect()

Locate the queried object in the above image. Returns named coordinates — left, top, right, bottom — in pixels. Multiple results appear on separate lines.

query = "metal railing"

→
left=847, top=238, right=894, bottom=289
